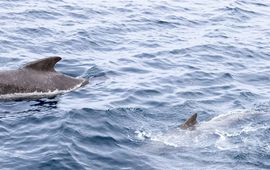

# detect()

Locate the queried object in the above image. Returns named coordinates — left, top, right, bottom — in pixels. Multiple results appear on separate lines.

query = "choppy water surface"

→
left=0, top=0, right=270, bottom=169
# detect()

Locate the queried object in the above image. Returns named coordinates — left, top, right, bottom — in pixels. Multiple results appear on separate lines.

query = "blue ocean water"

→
left=0, top=0, right=270, bottom=169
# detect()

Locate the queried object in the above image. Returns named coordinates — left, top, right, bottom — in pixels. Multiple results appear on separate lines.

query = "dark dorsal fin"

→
left=22, top=56, right=62, bottom=72
left=180, top=113, right=198, bottom=130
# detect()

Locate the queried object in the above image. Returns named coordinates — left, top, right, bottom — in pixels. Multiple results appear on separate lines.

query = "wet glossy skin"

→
left=0, top=57, right=88, bottom=95
left=0, top=69, right=87, bottom=95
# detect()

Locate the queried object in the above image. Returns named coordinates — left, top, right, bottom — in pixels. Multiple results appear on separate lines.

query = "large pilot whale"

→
left=0, top=56, right=88, bottom=100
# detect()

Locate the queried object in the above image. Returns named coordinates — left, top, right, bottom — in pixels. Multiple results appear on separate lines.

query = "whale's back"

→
left=0, top=57, right=88, bottom=99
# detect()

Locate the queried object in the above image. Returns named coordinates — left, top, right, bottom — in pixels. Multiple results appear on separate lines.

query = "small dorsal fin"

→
left=22, top=56, right=62, bottom=72
left=180, top=113, right=198, bottom=130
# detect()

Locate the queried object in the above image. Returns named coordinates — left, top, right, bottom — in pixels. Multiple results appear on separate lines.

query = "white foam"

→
left=135, top=130, right=152, bottom=140
left=214, top=130, right=239, bottom=150
left=145, top=109, right=268, bottom=150
left=0, top=81, right=85, bottom=100
left=266, top=144, right=270, bottom=152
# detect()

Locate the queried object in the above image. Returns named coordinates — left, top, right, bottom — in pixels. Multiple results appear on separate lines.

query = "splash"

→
left=137, top=107, right=270, bottom=151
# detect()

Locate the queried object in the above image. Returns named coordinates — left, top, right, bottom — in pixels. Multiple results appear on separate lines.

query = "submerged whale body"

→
left=0, top=56, right=88, bottom=100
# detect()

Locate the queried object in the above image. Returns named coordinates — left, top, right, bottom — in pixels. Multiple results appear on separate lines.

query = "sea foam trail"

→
left=137, top=109, right=269, bottom=150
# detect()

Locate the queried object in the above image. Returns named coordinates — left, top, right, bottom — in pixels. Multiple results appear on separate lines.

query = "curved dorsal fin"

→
left=180, top=113, right=198, bottom=129
left=22, top=56, right=62, bottom=72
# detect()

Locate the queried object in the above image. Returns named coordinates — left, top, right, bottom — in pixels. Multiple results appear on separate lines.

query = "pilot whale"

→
left=0, top=56, right=88, bottom=100
left=180, top=113, right=198, bottom=130
left=146, top=110, right=264, bottom=149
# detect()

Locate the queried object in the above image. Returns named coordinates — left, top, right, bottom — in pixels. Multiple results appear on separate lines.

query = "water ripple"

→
left=0, top=0, right=270, bottom=169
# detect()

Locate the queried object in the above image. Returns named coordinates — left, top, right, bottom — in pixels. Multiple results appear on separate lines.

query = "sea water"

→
left=0, top=0, right=269, bottom=169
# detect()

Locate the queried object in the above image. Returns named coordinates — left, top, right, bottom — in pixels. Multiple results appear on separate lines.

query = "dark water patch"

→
left=133, top=53, right=156, bottom=59
left=144, top=58, right=179, bottom=70
left=68, top=12, right=89, bottom=20
left=66, top=109, right=125, bottom=136
left=199, top=95, right=235, bottom=105
left=62, top=5, right=105, bottom=16
left=117, top=58, right=137, bottom=67
left=179, top=64, right=200, bottom=71
left=180, top=71, right=234, bottom=87
left=239, top=91, right=259, bottom=102
left=199, top=54, right=226, bottom=62
left=253, top=102, right=270, bottom=112
left=225, top=62, right=246, bottom=70
left=139, top=41, right=161, bottom=48
left=0, top=39, right=18, bottom=51
left=208, top=84, right=234, bottom=91
left=173, top=100, right=200, bottom=113
left=144, top=100, right=168, bottom=108
left=220, top=45, right=262, bottom=60
left=165, top=15, right=203, bottom=27
left=134, top=89, right=161, bottom=97
left=110, top=95, right=141, bottom=106
left=177, top=91, right=204, bottom=99
left=60, top=4, right=82, bottom=11
left=246, top=1, right=270, bottom=7
left=84, top=65, right=110, bottom=78
left=36, top=152, right=86, bottom=170
left=75, top=30, right=93, bottom=40
left=120, top=66, right=150, bottom=74
left=225, top=6, right=259, bottom=16
left=15, top=27, right=53, bottom=38
left=154, top=20, right=178, bottom=29
left=228, top=151, right=270, bottom=169
left=22, top=10, right=63, bottom=20
left=204, top=31, right=229, bottom=39
left=80, top=135, right=119, bottom=149
left=94, top=24, right=129, bottom=36
left=165, top=44, right=223, bottom=56
left=214, top=5, right=261, bottom=22
left=237, top=73, right=270, bottom=85
left=60, top=38, right=100, bottom=52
